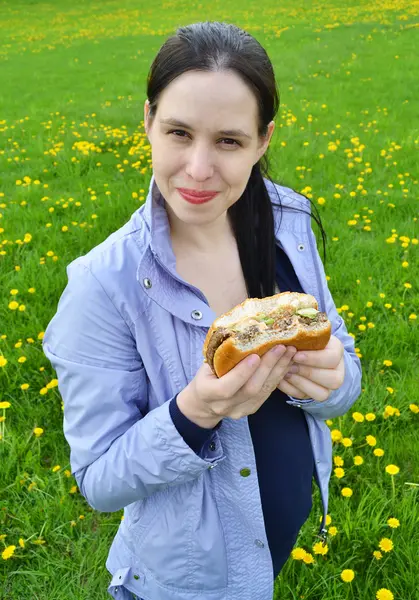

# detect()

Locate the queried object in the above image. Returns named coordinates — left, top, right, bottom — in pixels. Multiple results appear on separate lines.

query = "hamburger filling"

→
left=230, top=307, right=322, bottom=333
left=206, top=307, right=327, bottom=370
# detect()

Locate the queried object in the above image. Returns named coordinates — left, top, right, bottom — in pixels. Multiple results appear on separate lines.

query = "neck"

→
left=167, top=207, right=235, bottom=254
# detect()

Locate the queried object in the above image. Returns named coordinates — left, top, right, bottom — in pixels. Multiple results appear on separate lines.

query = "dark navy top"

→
left=169, top=243, right=315, bottom=579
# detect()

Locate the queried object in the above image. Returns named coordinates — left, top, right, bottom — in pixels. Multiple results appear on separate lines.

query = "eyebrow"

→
left=159, top=118, right=252, bottom=140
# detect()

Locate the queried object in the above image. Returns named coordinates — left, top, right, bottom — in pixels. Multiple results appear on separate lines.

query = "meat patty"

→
left=205, top=328, right=231, bottom=370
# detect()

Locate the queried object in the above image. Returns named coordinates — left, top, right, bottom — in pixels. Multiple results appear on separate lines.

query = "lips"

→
left=177, top=188, right=219, bottom=204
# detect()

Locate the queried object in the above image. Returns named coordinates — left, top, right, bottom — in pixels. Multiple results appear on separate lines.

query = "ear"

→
left=144, top=99, right=150, bottom=135
left=256, top=121, right=275, bottom=161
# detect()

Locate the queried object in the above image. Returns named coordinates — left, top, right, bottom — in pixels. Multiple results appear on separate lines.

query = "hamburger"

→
left=203, top=291, right=331, bottom=378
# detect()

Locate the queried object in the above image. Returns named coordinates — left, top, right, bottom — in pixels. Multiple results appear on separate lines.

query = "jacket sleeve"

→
left=286, top=227, right=363, bottom=420
left=42, top=261, right=224, bottom=513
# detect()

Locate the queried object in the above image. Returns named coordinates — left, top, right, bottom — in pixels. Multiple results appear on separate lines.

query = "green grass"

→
left=1, top=0, right=418, bottom=598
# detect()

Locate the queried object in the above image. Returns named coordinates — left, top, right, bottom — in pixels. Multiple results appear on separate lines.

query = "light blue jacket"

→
left=43, top=174, right=362, bottom=600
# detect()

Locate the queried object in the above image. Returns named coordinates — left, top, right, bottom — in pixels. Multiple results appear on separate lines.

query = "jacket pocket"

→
left=126, top=477, right=228, bottom=592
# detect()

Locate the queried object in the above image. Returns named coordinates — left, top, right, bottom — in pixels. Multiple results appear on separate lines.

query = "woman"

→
left=43, top=21, right=362, bottom=600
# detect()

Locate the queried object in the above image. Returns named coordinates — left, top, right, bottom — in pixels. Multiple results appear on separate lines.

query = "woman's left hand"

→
left=276, top=335, right=345, bottom=402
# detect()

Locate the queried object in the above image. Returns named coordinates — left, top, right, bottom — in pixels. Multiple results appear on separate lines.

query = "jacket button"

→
left=297, top=243, right=305, bottom=252
left=209, top=442, right=216, bottom=451
left=255, top=539, right=265, bottom=548
left=143, top=278, right=152, bottom=288
left=240, top=468, right=251, bottom=477
left=191, top=310, right=203, bottom=320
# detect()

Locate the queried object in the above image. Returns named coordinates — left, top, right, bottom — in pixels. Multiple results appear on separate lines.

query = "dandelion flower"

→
left=303, top=552, right=314, bottom=564
left=328, top=526, right=338, bottom=536
left=2, top=545, right=16, bottom=560
left=378, top=538, right=394, bottom=552
left=387, top=518, right=400, bottom=528
left=0, top=401, right=11, bottom=409
left=341, top=569, right=355, bottom=582
left=352, top=412, right=364, bottom=422
left=334, top=456, right=344, bottom=467
left=313, top=542, right=329, bottom=555
left=291, top=547, right=306, bottom=560
left=33, top=427, right=44, bottom=437
left=354, top=456, right=364, bottom=465
left=376, top=588, right=394, bottom=600
left=341, top=487, right=353, bottom=497
left=374, top=448, right=385, bottom=457
left=334, top=467, right=345, bottom=478
left=365, top=413, right=376, bottom=421
left=373, top=550, right=383, bottom=560
left=366, top=435, right=377, bottom=446
left=385, top=465, right=400, bottom=475
left=342, top=437, right=353, bottom=447
left=410, top=404, right=419, bottom=414
left=331, top=429, right=343, bottom=442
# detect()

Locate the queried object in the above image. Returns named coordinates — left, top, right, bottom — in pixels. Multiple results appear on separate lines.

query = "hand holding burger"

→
left=176, top=292, right=345, bottom=426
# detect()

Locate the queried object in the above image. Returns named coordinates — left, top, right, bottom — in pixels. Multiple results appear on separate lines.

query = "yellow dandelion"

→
left=352, top=412, right=364, bottom=422
left=410, top=404, right=419, bottom=414
left=366, top=435, right=377, bottom=446
left=354, top=456, right=364, bottom=466
left=33, top=427, right=44, bottom=437
left=365, top=413, right=376, bottom=421
left=341, top=487, right=353, bottom=497
left=0, top=356, right=8, bottom=368
left=291, top=547, right=307, bottom=560
left=0, top=401, right=11, bottom=409
left=341, top=569, right=355, bottom=583
left=331, top=429, right=343, bottom=442
left=342, top=437, right=353, bottom=447
left=385, top=464, right=400, bottom=475
left=374, top=448, right=385, bottom=457
left=387, top=518, right=400, bottom=528
left=334, top=456, right=344, bottom=467
left=52, top=465, right=61, bottom=473
left=18, top=538, right=25, bottom=548
left=313, top=542, right=328, bottom=555
left=334, top=467, right=345, bottom=479
left=378, top=537, right=394, bottom=552
left=376, top=589, right=394, bottom=600
left=383, top=360, right=392, bottom=366
left=303, top=552, right=315, bottom=564
left=2, top=545, right=16, bottom=560
left=373, top=550, right=383, bottom=560
left=8, top=301, right=19, bottom=310
left=328, top=526, right=338, bottom=536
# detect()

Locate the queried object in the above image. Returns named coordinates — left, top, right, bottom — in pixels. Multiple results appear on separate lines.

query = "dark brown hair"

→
left=145, top=21, right=327, bottom=298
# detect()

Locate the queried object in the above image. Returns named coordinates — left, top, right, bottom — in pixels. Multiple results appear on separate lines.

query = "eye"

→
left=167, top=129, right=240, bottom=147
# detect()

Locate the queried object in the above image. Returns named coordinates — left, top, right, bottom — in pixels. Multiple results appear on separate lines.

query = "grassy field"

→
left=1, top=1, right=418, bottom=598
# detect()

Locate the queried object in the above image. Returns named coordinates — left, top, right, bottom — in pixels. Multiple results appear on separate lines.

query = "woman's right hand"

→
left=176, top=345, right=297, bottom=428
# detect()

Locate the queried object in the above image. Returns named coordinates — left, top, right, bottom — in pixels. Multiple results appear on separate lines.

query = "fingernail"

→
left=273, top=345, right=285, bottom=355
left=247, top=356, right=259, bottom=367
left=294, top=353, right=307, bottom=362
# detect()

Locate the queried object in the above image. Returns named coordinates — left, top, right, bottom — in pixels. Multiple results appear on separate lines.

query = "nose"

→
left=185, top=143, right=214, bottom=180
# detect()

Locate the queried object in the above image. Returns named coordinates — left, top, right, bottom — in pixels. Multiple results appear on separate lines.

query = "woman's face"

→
left=144, top=69, right=275, bottom=228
